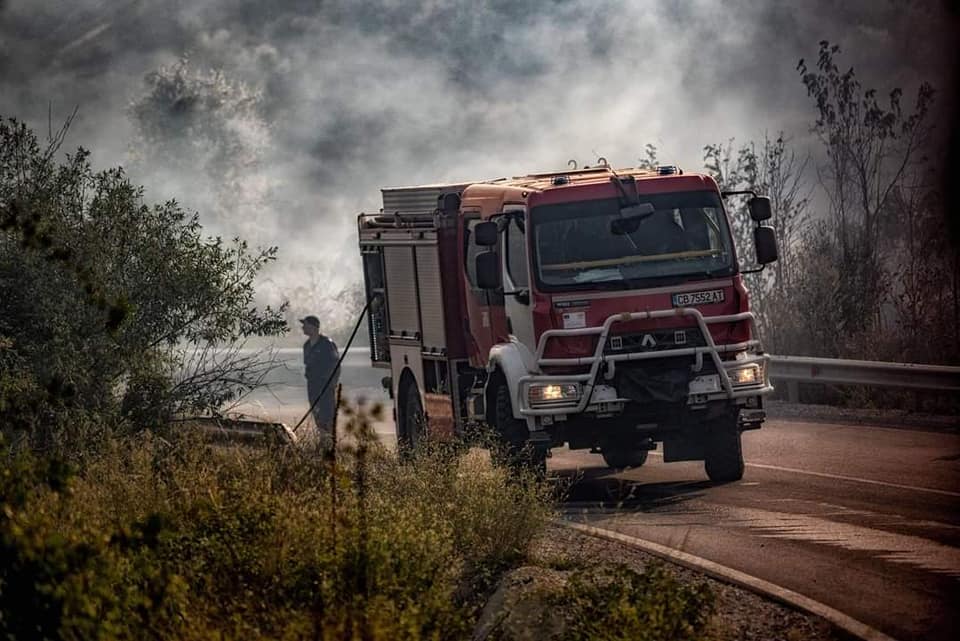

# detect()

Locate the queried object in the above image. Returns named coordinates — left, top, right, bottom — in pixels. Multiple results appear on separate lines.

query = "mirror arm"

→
left=503, top=288, right=530, bottom=304
left=740, top=265, right=766, bottom=275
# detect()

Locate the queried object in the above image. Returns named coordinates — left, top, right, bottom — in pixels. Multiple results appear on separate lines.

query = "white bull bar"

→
left=517, top=308, right=773, bottom=416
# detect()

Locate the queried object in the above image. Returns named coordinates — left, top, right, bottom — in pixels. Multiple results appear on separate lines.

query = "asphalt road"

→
left=552, top=417, right=960, bottom=641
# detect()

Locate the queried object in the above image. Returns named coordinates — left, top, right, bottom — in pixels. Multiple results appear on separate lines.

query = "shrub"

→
left=0, top=401, right=553, bottom=641
left=552, top=563, right=715, bottom=641
left=0, top=116, right=287, bottom=443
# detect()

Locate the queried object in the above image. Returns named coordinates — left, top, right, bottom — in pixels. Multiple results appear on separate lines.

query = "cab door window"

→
left=505, top=217, right=529, bottom=288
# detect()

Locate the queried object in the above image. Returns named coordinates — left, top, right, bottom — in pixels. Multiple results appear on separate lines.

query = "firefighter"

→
left=300, top=315, right=339, bottom=450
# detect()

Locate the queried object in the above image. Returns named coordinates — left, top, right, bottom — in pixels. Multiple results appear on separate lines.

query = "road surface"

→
left=552, top=417, right=960, bottom=641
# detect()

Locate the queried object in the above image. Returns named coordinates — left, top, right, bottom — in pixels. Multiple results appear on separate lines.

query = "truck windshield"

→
left=531, top=191, right=735, bottom=290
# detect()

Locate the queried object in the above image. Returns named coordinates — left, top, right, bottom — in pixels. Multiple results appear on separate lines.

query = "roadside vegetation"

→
left=650, top=43, right=956, bottom=368
left=0, top=402, right=551, bottom=640
left=0, top=403, right=719, bottom=641
left=645, top=42, right=957, bottom=410
left=0, top=114, right=287, bottom=447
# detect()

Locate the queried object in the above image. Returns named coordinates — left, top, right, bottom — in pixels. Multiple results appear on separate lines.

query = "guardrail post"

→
left=786, top=380, right=800, bottom=403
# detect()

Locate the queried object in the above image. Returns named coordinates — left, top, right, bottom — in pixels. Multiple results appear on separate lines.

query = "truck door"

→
left=502, top=211, right=536, bottom=352
left=462, top=215, right=498, bottom=366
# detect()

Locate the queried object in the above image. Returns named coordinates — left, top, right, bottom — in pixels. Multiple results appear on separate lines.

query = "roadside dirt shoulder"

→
left=766, top=400, right=958, bottom=433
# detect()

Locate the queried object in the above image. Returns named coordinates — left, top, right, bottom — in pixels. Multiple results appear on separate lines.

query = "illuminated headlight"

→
left=729, top=364, right=761, bottom=386
left=528, top=383, right=581, bottom=406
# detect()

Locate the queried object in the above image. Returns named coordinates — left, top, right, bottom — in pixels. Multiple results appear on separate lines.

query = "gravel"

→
left=530, top=523, right=852, bottom=641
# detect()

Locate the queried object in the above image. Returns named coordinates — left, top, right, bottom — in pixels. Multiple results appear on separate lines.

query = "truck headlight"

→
left=528, top=383, right=581, bottom=406
left=729, top=364, right=761, bottom=386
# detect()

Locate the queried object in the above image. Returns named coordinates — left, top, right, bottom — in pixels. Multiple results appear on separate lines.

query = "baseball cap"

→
left=299, top=315, right=320, bottom=328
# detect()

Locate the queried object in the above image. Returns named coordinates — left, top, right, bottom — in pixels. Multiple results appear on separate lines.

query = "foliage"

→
left=551, top=563, right=714, bottom=641
left=636, top=143, right=660, bottom=171
left=0, top=116, right=288, bottom=441
left=795, top=41, right=950, bottom=361
left=885, top=177, right=960, bottom=363
left=0, top=400, right=554, bottom=641
left=0, top=437, right=188, bottom=641
left=686, top=41, right=957, bottom=371
left=703, top=134, right=811, bottom=353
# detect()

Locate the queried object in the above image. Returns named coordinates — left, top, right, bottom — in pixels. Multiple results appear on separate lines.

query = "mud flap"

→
left=662, top=437, right=705, bottom=462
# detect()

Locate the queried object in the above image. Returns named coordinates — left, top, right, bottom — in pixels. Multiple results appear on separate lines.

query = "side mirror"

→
left=476, top=251, right=500, bottom=289
left=474, top=221, right=498, bottom=246
left=754, top=226, right=778, bottom=264
left=748, top=196, right=772, bottom=222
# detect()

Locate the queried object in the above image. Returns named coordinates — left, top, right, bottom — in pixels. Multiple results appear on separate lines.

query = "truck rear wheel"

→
left=492, top=380, right=546, bottom=478
left=704, top=414, right=744, bottom=483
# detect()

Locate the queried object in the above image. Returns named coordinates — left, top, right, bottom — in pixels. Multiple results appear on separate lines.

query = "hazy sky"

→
left=2, top=0, right=957, bottom=320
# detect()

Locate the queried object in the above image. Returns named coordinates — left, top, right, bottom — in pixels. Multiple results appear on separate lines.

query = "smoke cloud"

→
left=1, top=0, right=956, bottom=332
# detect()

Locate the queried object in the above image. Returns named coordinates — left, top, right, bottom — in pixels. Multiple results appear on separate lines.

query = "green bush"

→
left=0, top=439, right=188, bottom=641
left=0, top=116, right=287, bottom=444
left=0, top=402, right=554, bottom=641
left=552, top=563, right=715, bottom=641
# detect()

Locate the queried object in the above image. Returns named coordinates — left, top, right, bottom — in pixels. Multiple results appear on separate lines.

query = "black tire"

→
left=601, top=447, right=649, bottom=470
left=398, top=380, right=426, bottom=456
left=492, top=380, right=546, bottom=478
left=704, top=415, right=744, bottom=483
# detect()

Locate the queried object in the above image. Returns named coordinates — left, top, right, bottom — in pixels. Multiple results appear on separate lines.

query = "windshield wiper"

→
left=673, top=267, right=734, bottom=281
left=617, top=268, right=732, bottom=289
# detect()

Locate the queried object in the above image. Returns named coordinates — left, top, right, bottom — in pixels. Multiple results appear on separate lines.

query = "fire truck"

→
left=357, top=164, right=777, bottom=482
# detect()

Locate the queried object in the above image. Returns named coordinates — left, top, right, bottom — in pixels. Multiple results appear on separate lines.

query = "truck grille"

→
left=604, top=328, right=706, bottom=354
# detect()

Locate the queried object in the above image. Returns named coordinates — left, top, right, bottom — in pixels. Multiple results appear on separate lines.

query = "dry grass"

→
left=0, top=400, right=553, bottom=641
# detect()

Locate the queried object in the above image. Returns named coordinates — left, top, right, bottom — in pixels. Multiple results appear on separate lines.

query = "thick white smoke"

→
left=1, top=0, right=956, bottom=339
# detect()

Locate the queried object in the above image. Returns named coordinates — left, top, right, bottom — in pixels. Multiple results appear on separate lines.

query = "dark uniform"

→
left=304, top=335, right=340, bottom=435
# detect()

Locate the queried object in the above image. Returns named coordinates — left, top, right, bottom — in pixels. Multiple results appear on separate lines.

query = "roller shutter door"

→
left=416, top=247, right=446, bottom=351
left=383, top=246, right=420, bottom=338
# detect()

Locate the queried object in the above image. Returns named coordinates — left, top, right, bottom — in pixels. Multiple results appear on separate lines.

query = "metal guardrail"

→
left=767, top=355, right=960, bottom=401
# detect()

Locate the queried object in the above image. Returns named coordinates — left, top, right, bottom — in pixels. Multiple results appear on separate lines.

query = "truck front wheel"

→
left=492, top=380, right=546, bottom=478
left=704, top=414, right=744, bottom=483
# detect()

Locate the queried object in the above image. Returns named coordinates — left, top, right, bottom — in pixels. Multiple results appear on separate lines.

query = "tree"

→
left=884, top=171, right=959, bottom=364
left=798, top=41, right=935, bottom=350
left=637, top=143, right=660, bottom=170
left=127, top=57, right=275, bottom=239
left=703, top=134, right=810, bottom=352
left=0, top=117, right=288, bottom=441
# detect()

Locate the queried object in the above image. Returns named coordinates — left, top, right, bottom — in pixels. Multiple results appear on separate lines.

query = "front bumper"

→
left=517, top=308, right=773, bottom=417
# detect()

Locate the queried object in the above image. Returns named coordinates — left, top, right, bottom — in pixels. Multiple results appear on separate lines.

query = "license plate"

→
left=689, top=374, right=721, bottom=394
left=672, top=289, right=725, bottom=307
